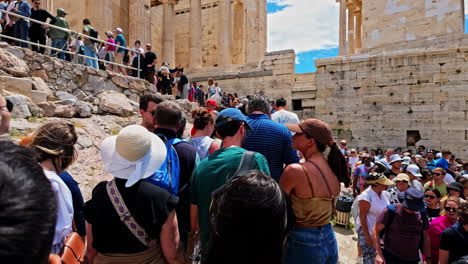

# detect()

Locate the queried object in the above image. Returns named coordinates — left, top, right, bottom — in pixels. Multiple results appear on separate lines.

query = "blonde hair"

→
left=441, top=196, right=461, bottom=215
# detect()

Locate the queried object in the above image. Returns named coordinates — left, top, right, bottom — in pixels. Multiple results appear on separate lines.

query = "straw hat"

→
left=100, top=125, right=167, bottom=188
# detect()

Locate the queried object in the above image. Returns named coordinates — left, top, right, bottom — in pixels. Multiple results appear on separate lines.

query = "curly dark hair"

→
left=457, top=202, right=468, bottom=225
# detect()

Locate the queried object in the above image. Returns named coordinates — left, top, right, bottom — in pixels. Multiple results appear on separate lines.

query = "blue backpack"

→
left=147, top=138, right=183, bottom=196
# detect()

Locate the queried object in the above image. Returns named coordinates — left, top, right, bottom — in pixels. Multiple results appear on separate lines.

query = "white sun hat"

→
left=100, top=125, right=167, bottom=188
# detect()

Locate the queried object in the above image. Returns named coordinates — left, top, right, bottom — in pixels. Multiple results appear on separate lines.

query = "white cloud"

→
left=295, top=55, right=301, bottom=64
left=465, top=0, right=468, bottom=14
left=267, top=0, right=339, bottom=53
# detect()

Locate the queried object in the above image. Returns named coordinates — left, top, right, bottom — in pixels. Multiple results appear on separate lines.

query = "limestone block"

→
left=0, top=48, right=30, bottom=77
left=56, top=91, right=78, bottom=105
left=55, top=105, right=76, bottom=118
left=32, top=70, right=49, bottom=81
left=112, top=76, right=130, bottom=89
left=37, top=102, right=57, bottom=117
left=29, top=77, right=53, bottom=97
left=74, top=101, right=93, bottom=118
left=98, top=91, right=134, bottom=117
left=1, top=76, right=33, bottom=98
left=31, top=91, right=48, bottom=104
left=5, top=95, right=31, bottom=118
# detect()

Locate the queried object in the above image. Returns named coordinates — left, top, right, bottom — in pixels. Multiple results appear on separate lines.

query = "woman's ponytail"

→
left=327, top=143, right=351, bottom=187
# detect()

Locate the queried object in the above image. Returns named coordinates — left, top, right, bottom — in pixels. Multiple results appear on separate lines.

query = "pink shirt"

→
left=427, top=215, right=457, bottom=264
left=106, top=38, right=115, bottom=52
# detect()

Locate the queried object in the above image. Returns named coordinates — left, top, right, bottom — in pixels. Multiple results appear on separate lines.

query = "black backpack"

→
left=89, top=27, right=99, bottom=43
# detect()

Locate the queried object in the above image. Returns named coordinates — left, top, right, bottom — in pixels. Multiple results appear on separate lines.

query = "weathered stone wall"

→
left=310, top=41, right=468, bottom=158
left=292, top=73, right=317, bottom=120
left=0, top=43, right=198, bottom=120
left=362, top=0, right=464, bottom=50
left=187, top=49, right=296, bottom=102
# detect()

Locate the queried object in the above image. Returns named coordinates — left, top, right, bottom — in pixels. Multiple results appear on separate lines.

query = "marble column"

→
left=232, top=0, right=245, bottom=64
left=42, top=0, right=54, bottom=12
left=129, top=0, right=152, bottom=46
left=86, top=0, right=113, bottom=40
left=347, top=4, right=355, bottom=54
left=244, top=0, right=262, bottom=63
left=218, top=0, right=232, bottom=65
left=355, top=11, right=362, bottom=51
left=258, top=0, right=267, bottom=62
left=190, top=0, right=202, bottom=69
left=162, top=0, right=176, bottom=67
left=338, top=0, right=347, bottom=55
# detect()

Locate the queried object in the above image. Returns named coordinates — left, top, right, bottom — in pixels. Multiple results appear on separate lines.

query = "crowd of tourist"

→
left=345, top=143, right=468, bottom=264
left=0, top=0, right=188, bottom=90
left=1, top=6, right=468, bottom=259
left=2, top=90, right=466, bottom=264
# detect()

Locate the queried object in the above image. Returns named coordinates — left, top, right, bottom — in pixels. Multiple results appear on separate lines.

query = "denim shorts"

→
left=283, top=224, right=339, bottom=264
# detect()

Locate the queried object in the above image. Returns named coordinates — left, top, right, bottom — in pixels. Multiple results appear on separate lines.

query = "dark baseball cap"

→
left=397, top=187, right=424, bottom=211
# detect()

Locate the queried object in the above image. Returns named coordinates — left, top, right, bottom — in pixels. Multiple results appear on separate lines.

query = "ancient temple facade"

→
left=295, top=0, right=468, bottom=156
left=43, top=0, right=267, bottom=69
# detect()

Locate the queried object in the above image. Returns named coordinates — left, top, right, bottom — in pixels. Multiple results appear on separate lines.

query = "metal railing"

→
left=0, top=9, right=142, bottom=78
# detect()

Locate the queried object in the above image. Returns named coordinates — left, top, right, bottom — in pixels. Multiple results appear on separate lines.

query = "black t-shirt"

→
left=425, top=207, right=441, bottom=220
left=384, top=170, right=399, bottom=179
left=154, top=128, right=198, bottom=240
left=83, top=179, right=178, bottom=254
left=440, top=222, right=468, bottom=263
left=30, top=9, right=56, bottom=33
left=144, top=51, right=157, bottom=71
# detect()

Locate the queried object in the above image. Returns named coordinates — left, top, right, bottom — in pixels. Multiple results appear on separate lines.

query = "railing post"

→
left=0, top=9, right=139, bottom=77
left=137, top=51, right=141, bottom=79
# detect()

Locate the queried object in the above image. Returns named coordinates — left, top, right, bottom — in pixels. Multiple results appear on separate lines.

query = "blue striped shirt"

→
left=244, top=114, right=299, bottom=182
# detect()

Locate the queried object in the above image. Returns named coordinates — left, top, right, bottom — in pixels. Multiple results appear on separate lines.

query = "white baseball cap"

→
left=389, top=154, right=404, bottom=164
left=406, top=164, right=422, bottom=178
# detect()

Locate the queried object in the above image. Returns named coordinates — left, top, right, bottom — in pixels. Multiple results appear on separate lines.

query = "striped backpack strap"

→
left=106, top=179, right=150, bottom=247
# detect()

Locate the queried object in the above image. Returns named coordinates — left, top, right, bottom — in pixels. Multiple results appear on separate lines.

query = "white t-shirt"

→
left=356, top=187, right=390, bottom=235
left=411, top=179, right=424, bottom=193
left=444, top=173, right=455, bottom=184
left=348, top=156, right=360, bottom=171
left=44, top=169, right=74, bottom=254
left=272, top=109, right=300, bottom=126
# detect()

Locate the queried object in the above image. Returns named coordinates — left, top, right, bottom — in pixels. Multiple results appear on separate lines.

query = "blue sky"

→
left=268, top=1, right=468, bottom=74
left=267, top=0, right=339, bottom=74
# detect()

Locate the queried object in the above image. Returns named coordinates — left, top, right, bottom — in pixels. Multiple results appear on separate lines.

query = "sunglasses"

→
left=424, top=195, right=436, bottom=199
left=432, top=173, right=442, bottom=176
left=396, top=180, right=409, bottom=184
left=444, top=207, right=458, bottom=212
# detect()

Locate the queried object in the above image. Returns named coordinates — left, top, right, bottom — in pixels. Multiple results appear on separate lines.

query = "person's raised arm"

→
left=160, top=210, right=184, bottom=264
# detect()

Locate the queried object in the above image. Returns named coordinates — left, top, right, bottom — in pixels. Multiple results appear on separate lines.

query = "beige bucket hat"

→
left=100, top=125, right=167, bottom=187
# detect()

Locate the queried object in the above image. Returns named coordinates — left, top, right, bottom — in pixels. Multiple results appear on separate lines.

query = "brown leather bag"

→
left=60, top=232, right=86, bottom=264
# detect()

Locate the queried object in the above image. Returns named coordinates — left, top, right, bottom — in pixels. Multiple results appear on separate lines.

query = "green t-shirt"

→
left=424, top=181, right=448, bottom=197
left=190, top=147, right=270, bottom=247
